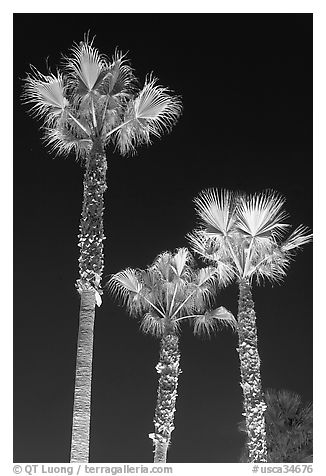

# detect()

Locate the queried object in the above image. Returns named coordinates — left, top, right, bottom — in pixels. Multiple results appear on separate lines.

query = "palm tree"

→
left=108, top=247, right=236, bottom=463
left=188, top=189, right=312, bottom=463
left=239, top=389, right=313, bottom=462
left=22, top=33, right=182, bottom=463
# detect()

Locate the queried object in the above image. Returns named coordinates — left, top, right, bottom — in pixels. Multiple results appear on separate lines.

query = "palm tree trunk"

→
left=237, top=278, right=267, bottom=463
left=70, top=140, right=107, bottom=462
left=70, top=289, right=96, bottom=462
left=150, top=332, right=181, bottom=463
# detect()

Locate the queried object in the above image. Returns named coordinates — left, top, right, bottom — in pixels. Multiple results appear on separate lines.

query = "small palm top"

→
left=22, top=34, right=182, bottom=158
left=188, top=188, right=312, bottom=285
left=109, top=247, right=236, bottom=337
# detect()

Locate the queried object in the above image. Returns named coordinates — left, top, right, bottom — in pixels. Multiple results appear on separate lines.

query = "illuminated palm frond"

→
left=44, top=126, right=92, bottom=159
left=64, top=34, right=109, bottom=95
left=150, top=251, right=174, bottom=282
left=133, top=75, right=182, bottom=133
left=192, top=307, right=237, bottom=337
left=194, top=188, right=236, bottom=236
left=113, top=75, right=182, bottom=155
left=236, top=190, right=290, bottom=240
left=251, top=250, right=290, bottom=285
left=196, top=265, right=219, bottom=287
left=187, top=230, right=214, bottom=262
left=108, top=268, right=148, bottom=316
left=281, top=225, right=312, bottom=253
left=101, top=49, right=136, bottom=96
left=140, top=312, right=170, bottom=337
left=249, top=226, right=312, bottom=284
left=22, top=68, right=69, bottom=124
left=187, top=231, right=235, bottom=285
left=171, top=247, right=194, bottom=279
left=113, top=118, right=150, bottom=155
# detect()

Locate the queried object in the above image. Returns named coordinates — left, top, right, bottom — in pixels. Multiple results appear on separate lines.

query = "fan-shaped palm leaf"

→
left=194, top=188, right=236, bottom=236
left=150, top=251, right=174, bottom=281
left=108, top=268, right=146, bottom=315
left=192, top=306, right=237, bottom=336
left=236, top=191, right=290, bottom=240
left=114, top=122, right=150, bottom=155
left=44, top=126, right=92, bottom=159
left=133, top=75, right=182, bottom=132
left=64, top=36, right=109, bottom=95
left=23, top=68, right=69, bottom=124
left=140, top=312, right=177, bottom=337
left=171, top=247, right=193, bottom=279
left=102, top=50, right=136, bottom=96
left=112, top=75, right=182, bottom=155
left=196, top=266, right=220, bottom=287
left=249, top=247, right=289, bottom=284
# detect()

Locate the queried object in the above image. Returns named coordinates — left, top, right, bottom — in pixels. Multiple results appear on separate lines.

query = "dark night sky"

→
left=13, top=13, right=312, bottom=463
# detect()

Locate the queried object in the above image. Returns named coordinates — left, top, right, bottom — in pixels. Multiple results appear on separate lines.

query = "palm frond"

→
left=251, top=248, right=290, bottom=285
left=192, top=306, right=237, bottom=337
left=209, top=260, right=236, bottom=286
left=133, top=75, right=182, bottom=134
left=140, top=312, right=166, bottom=337
left=236, top=190, right=290, bottom=240
left=44, top=126, right=92, bottom=159
left=208, top=306, right=237, bottom=330
left=108, top=74, right=182, bottom=155
left=171, top=247, right=193, bottom=278
left=64, top=34, right=108, bottom=95
left=188, top=232, right=236, bottom=285
left=108, top=268, right=147, bottom=315
left=101, top=49, right=136, bottom=96
left=113, top=116, right=150, bottom=156
left=196, top=266, right=219, bottom=287
left=22, top=67, right=69, bottom=124
left=187, top=231, right=213, bottom=262
left=194, top=188, right=236, bottom=236
left=109, top=268, right=142, bottom=296
left=281, top=225, right=312, bottom=252
left=150, top=251, right=174, bottom=281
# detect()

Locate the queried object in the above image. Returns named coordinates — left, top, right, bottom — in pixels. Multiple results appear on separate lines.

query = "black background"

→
left=14, top=13, right=312, bottom=463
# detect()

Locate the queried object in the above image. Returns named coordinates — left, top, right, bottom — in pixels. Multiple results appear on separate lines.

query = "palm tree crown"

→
left=188, top=188, right=312, bottom=284
left=22, top=33, right=182, bottom=158
left=108, top=247, right=237, bottom=337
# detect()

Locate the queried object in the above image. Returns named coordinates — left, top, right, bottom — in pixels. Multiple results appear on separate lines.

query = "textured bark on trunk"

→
left=77, top=140, right=107, bottom=292
left=237, top=278, right=267, bottom=463
left=150, top=332, right=181, bottom=463
left=70, top=289, right=96, bottom=462
left=154, top=440, right=169, bottom=463
left=70, top=140, right=107, bottom=463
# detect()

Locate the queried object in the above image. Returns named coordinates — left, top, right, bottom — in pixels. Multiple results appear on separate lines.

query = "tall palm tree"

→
left=239, top=389, right=313, bottom=462
left=188, top=189, right=312, bottom=463
left=22, top=33, right=182, bottom=463
left=108, top=247, right=236, bottom=463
